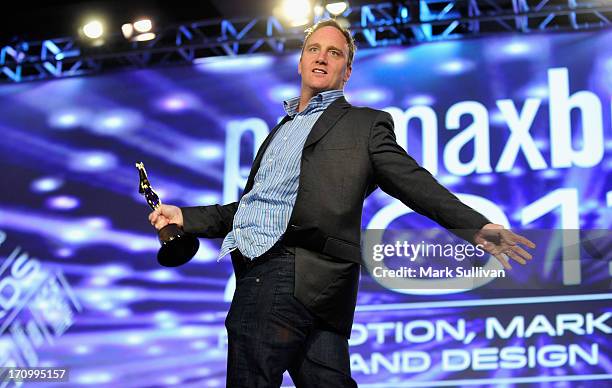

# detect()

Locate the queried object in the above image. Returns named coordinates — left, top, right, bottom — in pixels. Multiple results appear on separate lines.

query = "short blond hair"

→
left=302, top=19, right=356, bottom=67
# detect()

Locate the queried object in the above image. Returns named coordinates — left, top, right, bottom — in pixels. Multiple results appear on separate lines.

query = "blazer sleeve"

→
left=180, top=202, right=239, bottom=239
left=368, top=111, right=491, bottom=244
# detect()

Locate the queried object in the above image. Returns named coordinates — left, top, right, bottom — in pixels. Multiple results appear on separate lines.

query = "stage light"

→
left=134, top=32, right=156, bottom=42
left=276, top=0, right=312, bottom=27
left=121, top=23, right=134, bottom=38
left=122, top=18, right=156, bottom=42
left=82, top=20, right=104, bottom=39
left=133, top=19, right=152, bottom=33
left=325, top=1, right=349, bottom=16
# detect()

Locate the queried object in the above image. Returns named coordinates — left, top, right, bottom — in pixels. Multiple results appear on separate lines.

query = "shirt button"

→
left=236, top=227, right=241, bottom=232
left=241, top=204, right=246, bottom=208
left=268, top=159, right=273, bottom=162
left=283, top=137, right=287, bottom=140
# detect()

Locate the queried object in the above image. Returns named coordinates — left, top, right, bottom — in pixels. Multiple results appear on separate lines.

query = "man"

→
left=148, top=19, right=535, bottom=388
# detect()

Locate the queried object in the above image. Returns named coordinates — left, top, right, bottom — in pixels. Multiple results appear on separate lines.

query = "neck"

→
left=297, top=86, right=342, bottom=113
left=298, top=90, right=316, bottom=113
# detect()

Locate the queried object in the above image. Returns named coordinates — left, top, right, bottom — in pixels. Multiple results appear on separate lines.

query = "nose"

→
left=315, top=52, right=327, bottom=64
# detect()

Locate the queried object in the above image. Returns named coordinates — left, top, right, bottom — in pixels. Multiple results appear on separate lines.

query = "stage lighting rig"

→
left=325, top=1, right=349, bottom=16
left=122, top=18, right=156, bottom=42
left=80, top=19, right=106, bottom=46
left=275, top=0, right=312, bottom=27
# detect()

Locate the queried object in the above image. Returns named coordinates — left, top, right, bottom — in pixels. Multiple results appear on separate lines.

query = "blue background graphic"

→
left=0, top=29, right=610, bottom=386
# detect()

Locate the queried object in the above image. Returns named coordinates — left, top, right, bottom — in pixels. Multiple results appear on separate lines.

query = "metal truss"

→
left=2, top=0, right=611, bottom=83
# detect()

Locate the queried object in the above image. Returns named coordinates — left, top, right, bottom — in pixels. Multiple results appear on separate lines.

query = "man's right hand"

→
left=148, top=204, right=184, bottom=231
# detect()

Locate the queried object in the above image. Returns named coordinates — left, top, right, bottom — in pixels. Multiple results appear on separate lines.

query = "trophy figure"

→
left=135, top=162, right=199, bottom=267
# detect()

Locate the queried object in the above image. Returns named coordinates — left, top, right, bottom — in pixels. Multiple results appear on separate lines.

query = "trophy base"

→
left=157, top=224, right=200, bottom=267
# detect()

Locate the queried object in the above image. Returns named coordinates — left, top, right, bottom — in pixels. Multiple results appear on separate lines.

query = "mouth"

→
left=312, top=68, right=327, bottom=75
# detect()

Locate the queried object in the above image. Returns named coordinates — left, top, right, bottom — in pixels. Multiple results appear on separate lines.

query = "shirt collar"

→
left=283, top=89, right=345, bottom=117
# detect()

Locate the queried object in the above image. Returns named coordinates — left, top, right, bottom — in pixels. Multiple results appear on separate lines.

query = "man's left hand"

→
left=473, top=223, right=536, bottom=270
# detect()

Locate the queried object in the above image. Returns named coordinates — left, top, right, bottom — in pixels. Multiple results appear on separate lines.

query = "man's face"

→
left=298, top=26, right=352, bottom=94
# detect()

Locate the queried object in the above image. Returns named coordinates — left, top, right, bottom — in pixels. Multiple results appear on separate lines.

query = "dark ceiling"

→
left=0, top=0, right=318, bottom=45
left=0, top=0, right=581, bottom=46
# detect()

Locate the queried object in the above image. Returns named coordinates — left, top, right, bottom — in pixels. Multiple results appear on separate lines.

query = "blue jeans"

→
left=225, top=241, right=358, bottom=388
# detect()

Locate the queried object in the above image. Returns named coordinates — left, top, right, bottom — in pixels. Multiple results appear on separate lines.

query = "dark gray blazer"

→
left=181, top=96, right=490, bottom=337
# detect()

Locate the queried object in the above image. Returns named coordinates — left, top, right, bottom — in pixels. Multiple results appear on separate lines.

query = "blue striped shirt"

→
left=218, top=90, right=344, bottom=260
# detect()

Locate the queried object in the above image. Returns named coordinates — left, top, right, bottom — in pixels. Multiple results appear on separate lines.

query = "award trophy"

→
left=135, top=162, right=199, bottom=267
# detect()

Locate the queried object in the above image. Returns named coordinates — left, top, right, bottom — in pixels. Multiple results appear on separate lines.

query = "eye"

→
left=309, top=46, right=318, bottom=52
left=330, top=50, right=341, bottom=57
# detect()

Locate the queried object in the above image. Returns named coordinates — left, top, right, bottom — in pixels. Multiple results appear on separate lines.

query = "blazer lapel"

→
left=244, top=115, right=292, bottom=193
left=303, top=96, right=351, bottom=149
left=245, top=95, right=351, bottom=194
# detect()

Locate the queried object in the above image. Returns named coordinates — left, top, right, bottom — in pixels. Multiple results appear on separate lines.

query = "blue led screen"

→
left=0, top=29, right=611, bottom=387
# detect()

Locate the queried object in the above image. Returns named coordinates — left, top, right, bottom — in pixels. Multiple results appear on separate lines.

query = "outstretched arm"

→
left=368, top=111, right=535, bottom=268
left=368, top=111, right=490, bottom=242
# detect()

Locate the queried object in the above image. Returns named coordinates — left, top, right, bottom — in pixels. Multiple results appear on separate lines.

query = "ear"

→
left=298, top=55, right=303, bottom=76
left=343, top=65, right=352, bottom=83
